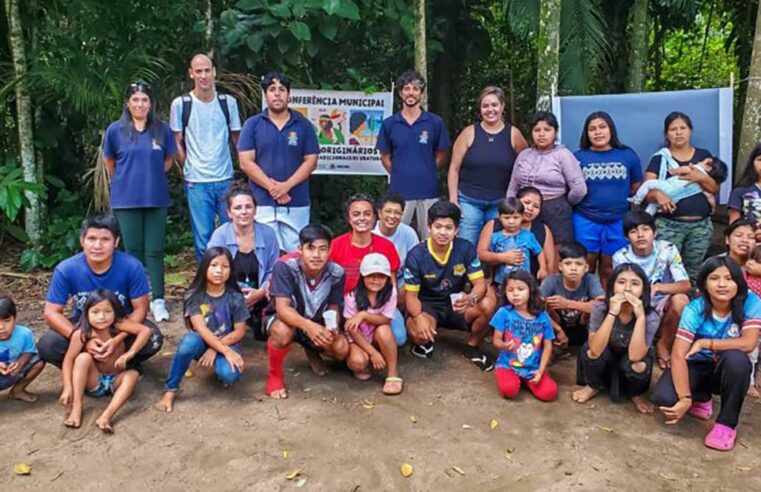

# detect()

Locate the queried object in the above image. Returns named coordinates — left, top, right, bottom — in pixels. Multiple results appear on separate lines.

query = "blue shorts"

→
left=572, top=213, right=627, bottom=256
left=86, top=373, right=116, bottom=398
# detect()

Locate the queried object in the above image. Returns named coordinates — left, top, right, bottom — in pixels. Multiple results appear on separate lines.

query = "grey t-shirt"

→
left=539, top=273, right=604, bottom=329
left=588, top=302, right=661, bottom=348
left=372, top=222, right=420, bottom=277
left=169, top=92, right=242, bottom=183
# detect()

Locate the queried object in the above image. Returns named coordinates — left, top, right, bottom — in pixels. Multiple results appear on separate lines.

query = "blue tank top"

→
left=459, top=122, right=517, bottom=200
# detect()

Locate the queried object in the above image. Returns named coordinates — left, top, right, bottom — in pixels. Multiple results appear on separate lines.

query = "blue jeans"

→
left=185, top=179, right=232, bottom=262
left=392, top=308, right=407, bottom=346
left=164, top=332, right=241, bottom=391
left=458, top=191, right=502, bottom=246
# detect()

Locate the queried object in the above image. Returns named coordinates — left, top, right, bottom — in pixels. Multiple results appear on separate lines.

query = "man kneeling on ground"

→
left=264, top=224, right=349, bottom=398
left=404, top=200, right=494, bottom=370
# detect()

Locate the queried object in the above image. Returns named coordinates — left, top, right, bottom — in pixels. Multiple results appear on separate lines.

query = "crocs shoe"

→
left=704, top=423, right=736, bottom=451
left=688, top=399, right=713, bottom=420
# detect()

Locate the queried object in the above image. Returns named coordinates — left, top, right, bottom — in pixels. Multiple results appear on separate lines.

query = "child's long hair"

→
left=604, top=263, right=652, bottom=314
left=354, top=273, right=394, bottom=311
left=184, top=247, right=241, bottom=312
left=696, top=256, right=747, bottom=326
left=77, top=289, right=123, bottom=343
left=502, top=270, right=544, bottom=316
left=751, top=244, right=761, bottom=264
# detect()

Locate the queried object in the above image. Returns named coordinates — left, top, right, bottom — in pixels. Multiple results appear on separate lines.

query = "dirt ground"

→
left=1, top=298, right=761, bottom=492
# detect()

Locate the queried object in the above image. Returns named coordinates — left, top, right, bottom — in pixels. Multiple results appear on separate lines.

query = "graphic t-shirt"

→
left=0, top=325, right=37, bottom=364
left=490, top=306, right=555, bottom=379
left=184, top=290, right=249, bottom=344
left=728, top=184, right=761, bottom=225
left=329, top=233, right=401, bottom=294
left=676, top=293, right=761, bottom=361
left=574, top=147, right=642, bottom=223
left=489, top=229, right=542, bottom=284
left=270, top=257, right=345, bottom=321
left=540, top=273, right=604, bottom=330
left=404, top=238, right=484, bottom=304
left=612, top=239, right=689, bottom=302
left=46, top=252, right=151, bottom=322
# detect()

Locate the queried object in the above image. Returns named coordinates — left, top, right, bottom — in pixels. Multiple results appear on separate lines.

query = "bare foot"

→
left=572, top=386, right=599, bottom=404
left=64, top=412, right=81, bottom=429
left=747, top=385, right=760, bottom=399
left=9, top=388, right=38, bottom=402
left=304, top=348, right=327, bottom=376
left=154, top=392, right=175, bottom=413
left=268, top=388, right=288, bottom=399
left=631, top=395, right=655, bottom=414
left=95, top=416, right=114, bottom=434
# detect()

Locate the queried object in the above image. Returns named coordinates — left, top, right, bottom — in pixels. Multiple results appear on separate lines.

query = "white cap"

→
left=360, top=253, right=391, bottom=277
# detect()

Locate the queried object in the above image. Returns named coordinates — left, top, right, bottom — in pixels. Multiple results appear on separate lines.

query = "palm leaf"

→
left=560, top=0, right=609, bottom=93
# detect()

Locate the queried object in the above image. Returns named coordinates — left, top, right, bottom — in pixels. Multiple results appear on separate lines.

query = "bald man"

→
left=170, top=54, right=242, bottom=262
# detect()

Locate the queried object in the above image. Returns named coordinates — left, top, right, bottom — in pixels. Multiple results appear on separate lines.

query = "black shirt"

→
left=645, top=147, right=727, bottom=221
left=234, top=250, right=259, bottom=289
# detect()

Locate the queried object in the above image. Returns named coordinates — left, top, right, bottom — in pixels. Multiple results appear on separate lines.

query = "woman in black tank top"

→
left=448, top=86, right=528, bottom=246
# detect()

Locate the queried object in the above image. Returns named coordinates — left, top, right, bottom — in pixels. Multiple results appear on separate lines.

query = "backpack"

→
left=180, top=92, right=232, bottom=146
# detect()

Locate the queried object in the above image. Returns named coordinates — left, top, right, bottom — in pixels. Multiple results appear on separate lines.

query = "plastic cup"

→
left=323, top=310, right=338, bottom=331
left=450, top=293, right=462, bottom=308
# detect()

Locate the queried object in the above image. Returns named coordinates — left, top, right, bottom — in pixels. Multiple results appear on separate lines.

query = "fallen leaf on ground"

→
left=596, top=425, right=614, bottom=433
left=490, top=419, right=499, bottom=430
left=14, top=463, right=31, bottom=475
left=362, top=403, right=375, bottom=410
left=461, top=424, right=473, bottom=429
left=296, top=477, right=308, bottom=487
left=286, top=469, right=300, bottom=480
left=282, top=451, right=288, bottom=459
left=451, top=466, right=465, bottom=476
left=184, top=369, right=193, bottom=378
left=657, top=473, right=676, bottom=481
left=410, top=415, right=417, bottom=423
left=735, top=466, right=751, bottom=472
left=400, top=463, right=413, bottom=477
left=161, top=351, right=172, bottom=357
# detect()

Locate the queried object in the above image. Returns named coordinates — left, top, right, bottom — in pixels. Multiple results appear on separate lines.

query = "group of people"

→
left=2, top=55, right=761, bottom=452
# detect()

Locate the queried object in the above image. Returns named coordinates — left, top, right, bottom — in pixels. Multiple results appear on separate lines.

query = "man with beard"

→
left=376, top=70, right=450, bottom=239
left=238, top=72, right=319, bottom=252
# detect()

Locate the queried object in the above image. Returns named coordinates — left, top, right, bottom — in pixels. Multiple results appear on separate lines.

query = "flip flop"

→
left=656, top=356, right=671, bottom=370
left=704, top=423, right=736, bottom=451
left=382, top=376, right=404, bottom=395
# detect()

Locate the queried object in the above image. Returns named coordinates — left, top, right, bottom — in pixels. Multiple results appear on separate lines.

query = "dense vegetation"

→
left=0, top=0, right=758, bottom=269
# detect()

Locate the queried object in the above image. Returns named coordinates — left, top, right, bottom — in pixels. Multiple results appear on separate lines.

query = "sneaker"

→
left=150, top=299, right=170, bottom=322
left=411, top=342, right=434, bottom=359
left=462, top=345, right=494, bottom=371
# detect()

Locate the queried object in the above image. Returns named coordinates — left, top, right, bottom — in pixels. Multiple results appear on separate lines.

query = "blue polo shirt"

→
left=103, top=121, right=176, bottom=209
left=376, top=111, right=450, bottom=200
left=237, top=109, right=319, bottom=207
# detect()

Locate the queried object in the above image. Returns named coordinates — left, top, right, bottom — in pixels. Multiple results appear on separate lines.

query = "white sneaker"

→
left=150, top=299, right=170, bottom=322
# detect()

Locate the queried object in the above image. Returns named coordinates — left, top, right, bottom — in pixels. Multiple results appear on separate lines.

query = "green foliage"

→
left=0, top=161, right=44, bottom=243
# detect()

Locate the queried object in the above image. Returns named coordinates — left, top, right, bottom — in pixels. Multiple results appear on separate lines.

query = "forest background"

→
left=0, top=0, right=758, bottom=271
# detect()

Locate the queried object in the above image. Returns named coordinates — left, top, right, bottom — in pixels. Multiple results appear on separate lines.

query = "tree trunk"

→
left=626, top=0, right=648, bottom=93
left=5, top=0, right=41, bottom=243
left=737, top=4, right=761, bottom=183
left=414, top=0, right=428, bottom=108
left=205, top=0, right=214, bottom=57
left=536, top=0, right=561, bottom=110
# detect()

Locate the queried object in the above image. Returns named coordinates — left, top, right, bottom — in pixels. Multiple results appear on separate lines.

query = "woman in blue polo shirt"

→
left=573, top=112, right=642, bottom=287
left=103, top=81, right=177, bottom=322
left=207, top=182, right=279, bottom=339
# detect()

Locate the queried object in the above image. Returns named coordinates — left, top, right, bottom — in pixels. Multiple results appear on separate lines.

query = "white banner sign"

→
left=274, top=89, right=393, bottom=175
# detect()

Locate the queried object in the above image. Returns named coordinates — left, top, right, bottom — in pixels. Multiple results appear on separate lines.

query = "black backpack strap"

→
left=217, top=94, right=231, bottom=129
left=181, top=93, right=193, bottom=143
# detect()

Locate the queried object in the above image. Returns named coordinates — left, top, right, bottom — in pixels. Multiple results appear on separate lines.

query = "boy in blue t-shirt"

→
left=0, top=296, right=45, bottom=401
left=489, top=198, right=547, bottom=285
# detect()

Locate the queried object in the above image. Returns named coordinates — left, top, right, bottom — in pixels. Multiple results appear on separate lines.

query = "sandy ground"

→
left=2, top=298, right=761, bottom=492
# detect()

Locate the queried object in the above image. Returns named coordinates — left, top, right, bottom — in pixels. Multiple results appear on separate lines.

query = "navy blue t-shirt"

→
left=237, top=109, right=320, bottom=207
left=376, top=111, right=450, bottom=200
left=46, top=252, right=151, bottom=322
left=103, top=121, right=176, bottom=209
left=574, top=147, right=642, bottom=224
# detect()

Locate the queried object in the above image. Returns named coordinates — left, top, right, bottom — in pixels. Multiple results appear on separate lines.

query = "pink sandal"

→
left=688, top=400, right=713, bottom=420
left=704, top=423, right=736, bottom=451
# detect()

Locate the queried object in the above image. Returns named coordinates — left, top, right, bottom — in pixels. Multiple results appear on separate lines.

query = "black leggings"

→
left=650, top=350, right=751, bottom=429
left=577, top=342, right=653, bottom=401
left=37, top=321, right=163, bottom=369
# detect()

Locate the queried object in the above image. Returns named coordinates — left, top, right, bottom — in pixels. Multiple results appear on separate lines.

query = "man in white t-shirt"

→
left=170, top=54, right=242, bottom=263
left=373, top=193, right=420, bottom=292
